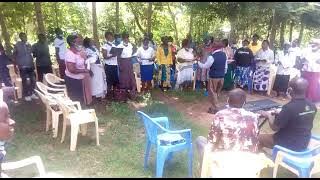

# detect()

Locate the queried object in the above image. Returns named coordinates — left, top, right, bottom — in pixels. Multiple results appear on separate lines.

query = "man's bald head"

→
left=228, top=88, right=246, bottom=108
left=289, top=77, right=308, bottom=97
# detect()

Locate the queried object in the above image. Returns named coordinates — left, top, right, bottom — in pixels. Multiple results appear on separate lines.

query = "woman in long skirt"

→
left=253, top=40, right=274, bottom=93
left=136, top=38, right=155, bottom=93
left=83, top=37, right=107, bottom=99
left=117, top=32, right=137, bottom=93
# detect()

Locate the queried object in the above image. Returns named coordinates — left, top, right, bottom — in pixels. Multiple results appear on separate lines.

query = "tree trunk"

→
left=167, top=4, right=178, bottom=43
left=298, top=22, right=304, bottom=46
left=34, top=2, right=46, bottom=34
left=115, top=2, right=119, bottom=33
left=269, top=9, right=278, bottom=50
left=289, top=20, right=294, bottom=42
left=189, top=14, right=193, bottom=36
left=146, top=2, right=153, bottom=34
left=54, top=2, right=59, bottom=28
left=266, top=15, right=273, bottom=40
left=0, top=7, right=12, bottom=56
left=279, top=19, right=286, bottom=49
left=92, top=2, right=100, bottom=49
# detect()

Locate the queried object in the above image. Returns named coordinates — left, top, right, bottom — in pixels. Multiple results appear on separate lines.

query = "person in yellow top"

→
left=248, top=34, right=261, bottom=56
left=156, top=36, right=173, bottom=91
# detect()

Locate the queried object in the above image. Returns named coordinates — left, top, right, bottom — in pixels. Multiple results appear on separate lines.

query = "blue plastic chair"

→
left=136, top=111, right=193, bottom=178
left=272, top=135, right=320, bottom=178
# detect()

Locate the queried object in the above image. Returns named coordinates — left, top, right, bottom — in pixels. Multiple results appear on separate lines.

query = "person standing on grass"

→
left=136, top=38, right=155, bottom=93
left=32, top=33, right=53, bottom=82
left=83, top=37, right=107, bottom=100
left=54, top=28, right=67, bottom=79
left=175, top=39, right=196, bottom=90
left=290, top=39, right=302, bottom=70
left=102, top=32, right=119, bottom=96
left=156, top=36, right=173, bottom=92
left=234, top=40, right=255, bottom=90
left=117, top=32, right=137, bottom=94
left=300, top=39, right=320, bottom=103
left=273, top=42, right=297, bottom=100
left=195, top=36, right=212, bottom=91
left=258, top=77, right=317, bottom=152
left=253, top=40, right=274, bottom=94
left=222, top=39, right=235, bottom=90
left=0, top=44, right=12, bottom=87
left=197, top=40, right=228, bottom=114
left=12, top=33, right=38, bottom=102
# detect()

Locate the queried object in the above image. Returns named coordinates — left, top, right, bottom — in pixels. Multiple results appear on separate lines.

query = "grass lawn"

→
left=4, top=90, right=320, bottom=177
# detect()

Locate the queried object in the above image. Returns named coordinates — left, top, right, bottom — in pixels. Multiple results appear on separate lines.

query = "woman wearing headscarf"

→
left=253, top=40, right=274, bottom=93
left=156, top=36, right=173, bottom=91
left=117, top=32, right=137, bottom=94
left=83, top=37, right=107, bottom=99
left=175, top=39, right=196, bottom=89
left=136, top=38, right=155, bottom=93
left=64, top=34, right=92, bottom=106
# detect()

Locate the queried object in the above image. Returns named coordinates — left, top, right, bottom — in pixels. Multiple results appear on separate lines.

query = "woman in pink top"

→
left=64, top=34, right=92, bottom=105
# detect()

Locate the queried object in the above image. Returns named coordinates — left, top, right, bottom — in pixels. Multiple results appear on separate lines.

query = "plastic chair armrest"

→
left=272, top=145, right=310, bottom=161
left=152, top=117, right=169, bottom=129
left=276, top=151, right=314, bottom=164
left=164, top=129, right=192, bottom=144
left=312, top=135, right=320, bottom=141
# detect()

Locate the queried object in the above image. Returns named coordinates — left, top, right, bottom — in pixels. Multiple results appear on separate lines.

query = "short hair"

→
left=105, top=31, right=113, bottom=38
left=19, top=32, right=26, bottom=39
left=252, top=34, right=259, bottom=39
left=181, top=39, right=189, bottom=47
left=222, top=39, right=229, bottom=47
left=55, top=28, right=62, bottom=35
left=38, top=33, right=46, bottom=40
left=143, top=37, right=149, bottom=43
left=66, top=35, right=78, bottom=47
left=83, top=37, right=91, bottom=48
left=262, top=40, right=270, bottom=46
left=122, top=32, right=129, bottom=39
left=167, top=36, right=173, bottom=42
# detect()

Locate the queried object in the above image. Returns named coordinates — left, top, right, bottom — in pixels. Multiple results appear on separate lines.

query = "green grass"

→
left=5, top=93, right=320, bottom=178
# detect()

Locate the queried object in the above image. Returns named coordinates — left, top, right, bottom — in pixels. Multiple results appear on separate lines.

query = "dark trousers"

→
left=36, top=65, right=53, bottom=82
left=104, top=64, right=119, bottom=91
left=58, top=60, right=66, bottom=79
left=19, top=67, right=36, bottom=97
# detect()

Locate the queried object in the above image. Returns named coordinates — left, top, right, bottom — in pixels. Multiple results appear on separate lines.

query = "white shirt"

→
left=136, top=46, right=155, bottom=65
left=289, top=47, right=301, bottom=59
left=198, top=49, right=228, bottom=74
left=275, top=51, right=296, bottom=75
left=255, top=48, right=274, bottom=67
left=117, top=42, right=133, bottom=59
left=301, top=48, right=320, bottom=72
left=54, top=37, right=67, bottom=60
left=177, top=48, right=194, bottom=61
left=102, top=41, right=118, bottom=65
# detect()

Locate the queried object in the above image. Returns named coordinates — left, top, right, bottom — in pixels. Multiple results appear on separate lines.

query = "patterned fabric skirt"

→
left=273, top=74, right=290, bottom=93
left=234, top=66, right=252, bottom=88
left=140, top=64, right=154, bottom=81
left=158, top=64, right=171, bottom=88
left=118, top=58, right=137, bottom=91
left=223, top=63, right=235, bottom=90
left=196, top=68, right=208, bottom=82
left=253, top=66, right=270, bottom=92
left=301, top=71, right=320, bottom=102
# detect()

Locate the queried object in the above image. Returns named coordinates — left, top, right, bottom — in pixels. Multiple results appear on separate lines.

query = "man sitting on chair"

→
left=195, top=88, right=260, bottom=167
left=258, top=77, right=317, bottom=151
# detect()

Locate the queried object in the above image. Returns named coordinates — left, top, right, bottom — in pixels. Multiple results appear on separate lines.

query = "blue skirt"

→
left=140, top=64, right=154, bottom=81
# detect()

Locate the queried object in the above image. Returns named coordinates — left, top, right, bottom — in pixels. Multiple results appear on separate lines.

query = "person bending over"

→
left=258, top=77, right=317, bottom=151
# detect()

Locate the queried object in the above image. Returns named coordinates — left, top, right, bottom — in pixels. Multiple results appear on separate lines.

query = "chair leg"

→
left=61, top=117, right=67, bottom=143
left=273, top=162, right=279, bottom=178
left=45, top=108, right=51, bottom=132
left=166, top=152, right=173, bottom=162
left=144, top=140, right=151, bottom=170
left=95, top=120, right=100, bottom=146
left=188, top=145, right=193, bottom=178
left=156, top=149, right=168, bottom=178
left=70, top=123, right=79, bottom=151
left=52, top=112, right=60, bottom=138
left=298, top=168, right=311, bottom=178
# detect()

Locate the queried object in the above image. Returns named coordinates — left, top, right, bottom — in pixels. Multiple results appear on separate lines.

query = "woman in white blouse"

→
left=253, top=40, right=274, bottom=93
left=83, top=37, right=107, bottom=99
left=175, top=39, right=196, bottom=89
left=117, top=32, right=137, bottom=93
left=136, top=38, right=155, bottom=92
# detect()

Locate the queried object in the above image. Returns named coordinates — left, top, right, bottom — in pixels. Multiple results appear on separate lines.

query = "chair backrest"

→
left=34, top=89, right=49, bottom=106
left=36, top=82, right=67, bottom=97
left=6, top=65, right=18, bottom=79
left=53, top=95, right=78, bottom=119
left=136, top=111, right=165, bottom=144
left=45, top=73, right=64, bottom=85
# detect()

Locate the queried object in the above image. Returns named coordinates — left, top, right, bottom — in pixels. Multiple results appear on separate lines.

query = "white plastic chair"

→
left=44, top=73, right=66, bottom=89
left=134, top=72, right=142, bottom=93
left=53, top=95, right=100, bottom=151
left=6, top=64, right=22, bottom=99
